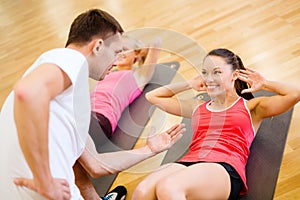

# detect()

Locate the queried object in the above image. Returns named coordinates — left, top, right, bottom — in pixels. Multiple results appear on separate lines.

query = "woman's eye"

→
left=214, top=71, right=221, bottom=74
left=201, top=71, right=207, bottom=75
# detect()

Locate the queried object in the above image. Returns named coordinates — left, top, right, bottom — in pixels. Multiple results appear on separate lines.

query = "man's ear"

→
left=92, top=39, right=104, bottom=55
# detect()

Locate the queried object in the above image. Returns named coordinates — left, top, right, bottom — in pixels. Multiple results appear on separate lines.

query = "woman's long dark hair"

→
left=206, top=48, right=254, bottom=100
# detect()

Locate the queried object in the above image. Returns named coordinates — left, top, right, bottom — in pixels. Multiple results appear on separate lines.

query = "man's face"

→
left=89, top=33, right=123, bottom=80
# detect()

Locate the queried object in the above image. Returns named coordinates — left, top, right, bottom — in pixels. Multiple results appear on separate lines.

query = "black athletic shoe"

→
left=101, top=185, right=127, bottom=200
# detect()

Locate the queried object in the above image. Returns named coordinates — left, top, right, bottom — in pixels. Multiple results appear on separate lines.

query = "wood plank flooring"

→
left=1, top=1, right=299, bottom=199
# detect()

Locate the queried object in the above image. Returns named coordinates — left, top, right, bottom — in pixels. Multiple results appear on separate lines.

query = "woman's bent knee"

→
left=156, top=178, right=185, bottom=200
left=132, top=185, right=148, bottom=200
left=132, top=180, right=156, bottom=200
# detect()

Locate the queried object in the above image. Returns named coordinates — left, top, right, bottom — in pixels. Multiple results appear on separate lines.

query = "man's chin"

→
left=89, top=76, right=102, bottom=81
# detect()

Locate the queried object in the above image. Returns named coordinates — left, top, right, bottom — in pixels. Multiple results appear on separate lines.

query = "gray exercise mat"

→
left=89, top=61, right=180, bottom=196
left=239, top=91, right=293, bottom=200
left=161, top=91, right=293, bottom=200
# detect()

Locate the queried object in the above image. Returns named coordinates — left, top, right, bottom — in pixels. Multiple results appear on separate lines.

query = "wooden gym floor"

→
left=1, top=0, right=299, bottom=199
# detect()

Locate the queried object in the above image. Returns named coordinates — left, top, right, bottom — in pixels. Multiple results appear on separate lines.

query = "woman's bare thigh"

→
left=160, top=162, right=231, bottom=200
left=137, top=162, right=187, bottom=186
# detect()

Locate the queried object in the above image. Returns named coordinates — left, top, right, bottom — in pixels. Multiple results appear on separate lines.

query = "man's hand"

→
left=14, top=177, right=71, bottom=200
left=146, top=123, right=186, bottom=154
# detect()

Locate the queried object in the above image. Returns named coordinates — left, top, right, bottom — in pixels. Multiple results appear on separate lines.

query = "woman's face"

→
left=201, top=55, right=236, bottom=97
left=116, top=38, right=137, bottom=69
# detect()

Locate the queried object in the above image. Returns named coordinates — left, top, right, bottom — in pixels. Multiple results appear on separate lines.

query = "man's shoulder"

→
left=42, top=48, right=84, bottom=59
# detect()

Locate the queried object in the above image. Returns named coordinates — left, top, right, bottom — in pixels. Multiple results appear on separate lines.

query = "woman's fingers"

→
left=244, top=66, right=256, bottom=72
left=241, top=88, right=253, bottom=94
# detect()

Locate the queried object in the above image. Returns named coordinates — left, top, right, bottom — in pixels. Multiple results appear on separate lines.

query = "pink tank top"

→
left=179, top=97, right=255, bottom=195
left=90, top=71, right=142, bottom=132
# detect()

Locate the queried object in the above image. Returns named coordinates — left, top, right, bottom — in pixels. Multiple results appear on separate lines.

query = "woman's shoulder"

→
left=245, top=96, right=268, bottom=113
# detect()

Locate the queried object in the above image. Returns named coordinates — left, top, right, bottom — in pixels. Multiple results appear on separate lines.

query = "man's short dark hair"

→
left=65, top=9, right=124, bottom=47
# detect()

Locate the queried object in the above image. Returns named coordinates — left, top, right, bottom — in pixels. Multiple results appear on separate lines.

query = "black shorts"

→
left=94, top=112, right=112, bottom=138
left=177, top=161, right=243, bottom=200
left=89, top=112, right=113, bottom=150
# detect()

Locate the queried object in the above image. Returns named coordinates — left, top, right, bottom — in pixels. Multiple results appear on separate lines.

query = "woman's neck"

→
left=209, top=92, right=240, bottom=109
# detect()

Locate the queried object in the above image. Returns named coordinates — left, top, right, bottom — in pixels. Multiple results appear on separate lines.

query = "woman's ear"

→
left=233, top=70, right=239, bottom=81
left=92, top=39, right=104, bottom=55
